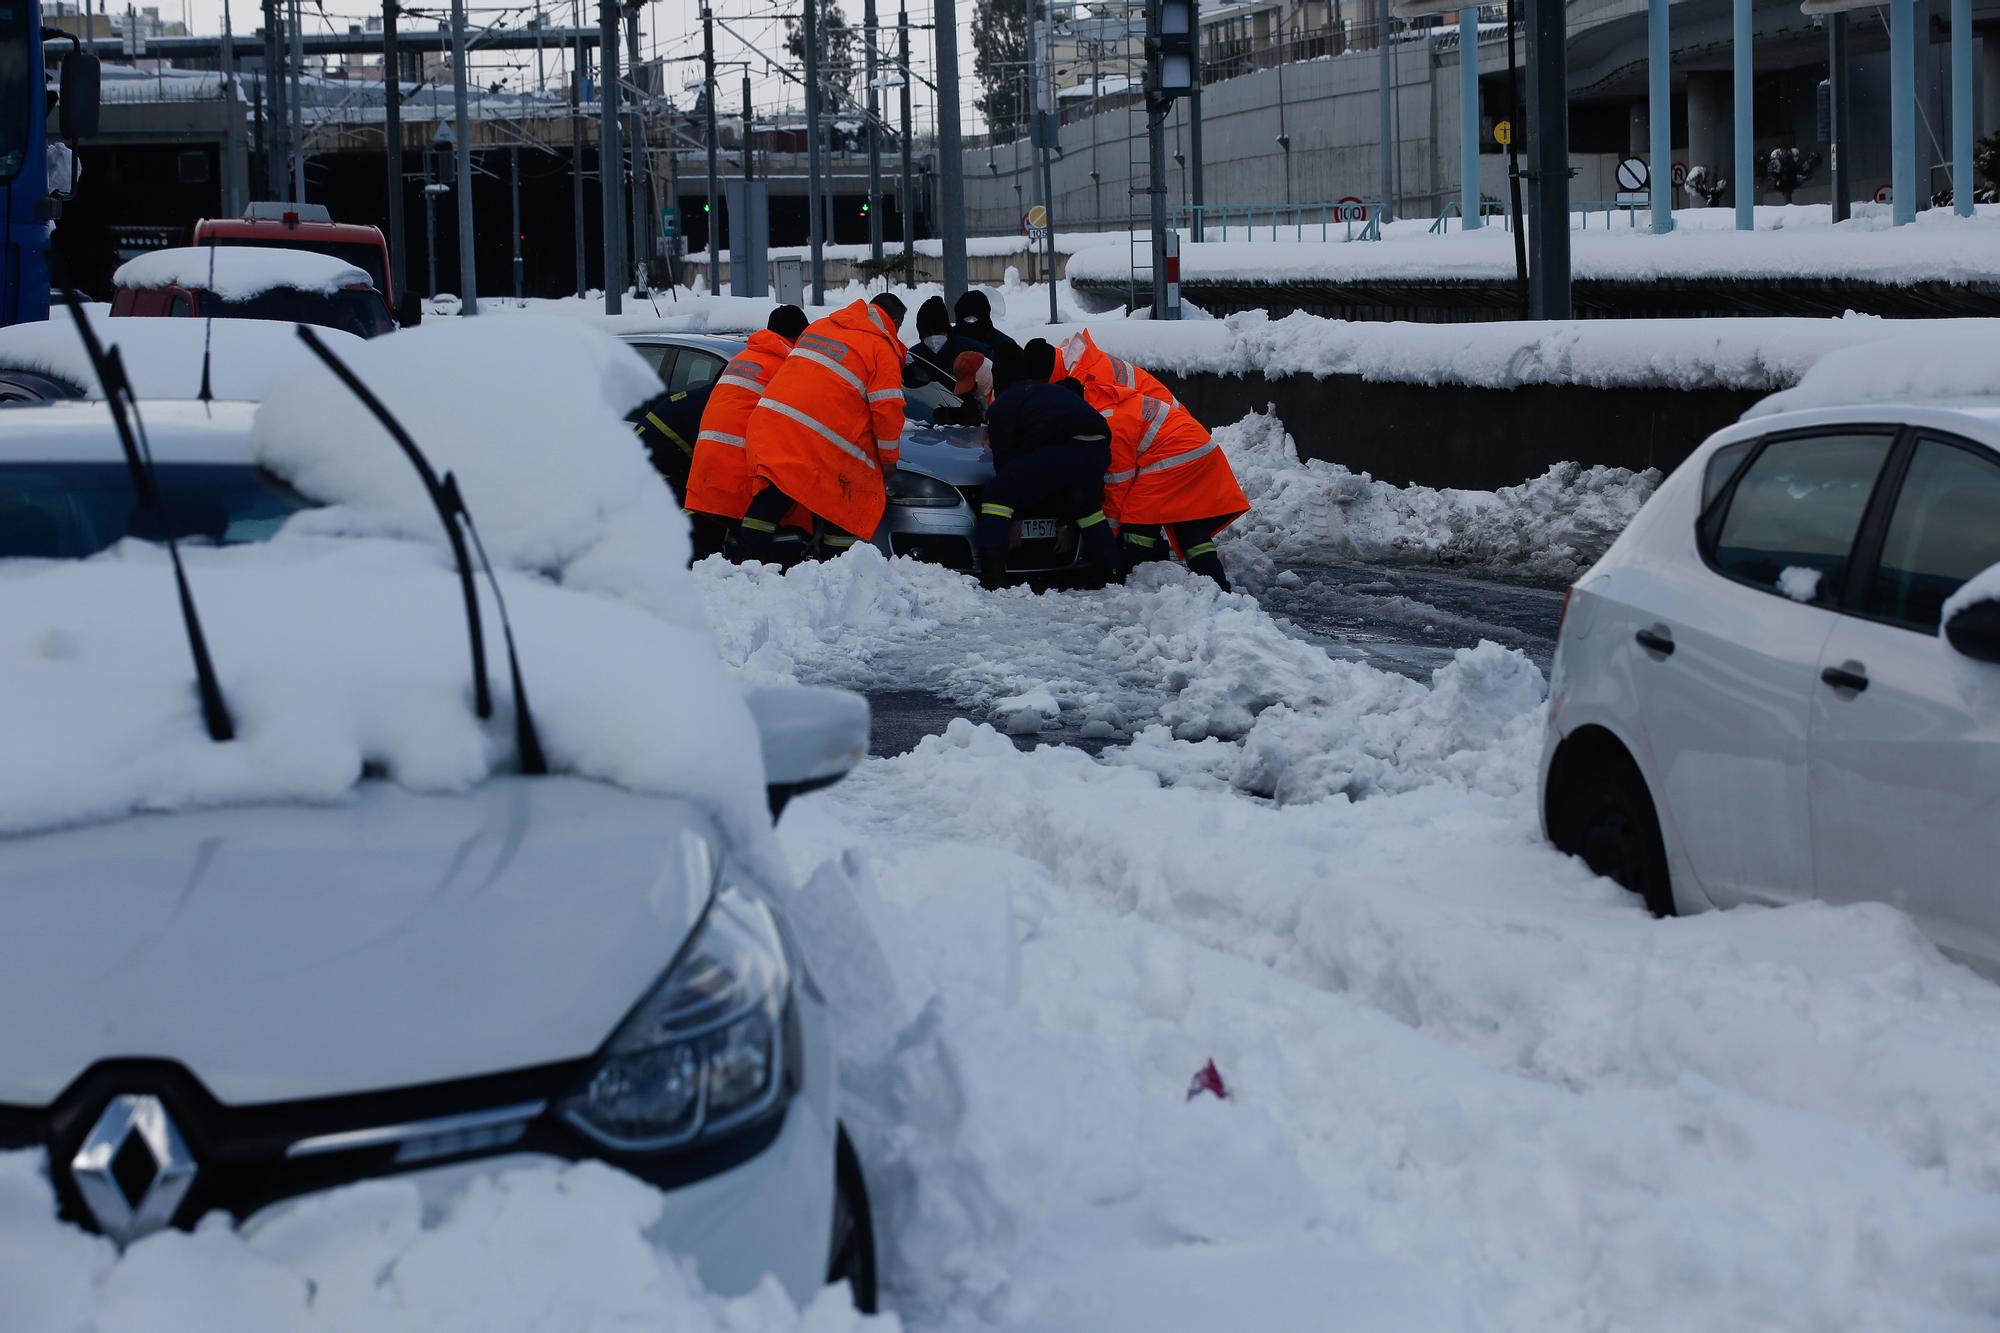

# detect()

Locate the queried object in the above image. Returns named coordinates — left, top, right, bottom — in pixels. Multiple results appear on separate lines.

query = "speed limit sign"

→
left=1873, top=183, right=1894, bottom=204
left=1336, top=196, right=1369, bottom=222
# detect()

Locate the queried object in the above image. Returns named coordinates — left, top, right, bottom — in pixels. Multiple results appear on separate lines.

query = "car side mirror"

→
left=1944, top=598, right=2000, bottom=665
left=396, top=291, right=423, bottom=328
left=745, top=685, right=869, bottom=818
left=59, top=50, right=101, bottom=140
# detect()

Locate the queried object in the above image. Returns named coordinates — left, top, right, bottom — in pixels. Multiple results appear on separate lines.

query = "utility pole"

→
left=1145, top=0, right=1193, bottom=319
left=383, top=0, right=407, bottom=301
left=626, top=8, right=650, bottom=296
left=600, top=0, right=625, bottom=312
left=261, top=0, right=287, bottom=199
left=899, top=6, right=915, bottom=287
left=535, top=0, right=546, bottom=91
left=742, top=69, right=754, bottom=182
left=1524, top=0, right=1570, bottom=317
left=289, top=0, right=306, bottom=200
left=450, top=0, right=477, bottom=312
left=864, top=0, right=883, bottom=263
left=1033, top=4, right=1057, bottom=322
left=572, top=0, right=587, bottom=296
left=219, top=2, right=246, bottom=215
left=512, top=145, right=525, bottom=302
left=935, top=0, right=967, bottom=301
left=1827, top=12, right=1849, bottom=222
left=1189, top=0, right=1205, bottom=241
left=804, top=0, right=826, bottom=301
left=704, top=6, right=720, bottom=290
left=1376, top=0, right=1392, bottom=222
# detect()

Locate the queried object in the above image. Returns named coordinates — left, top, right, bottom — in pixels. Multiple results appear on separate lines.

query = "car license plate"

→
left=1016, top=519, right=1062, bottom=541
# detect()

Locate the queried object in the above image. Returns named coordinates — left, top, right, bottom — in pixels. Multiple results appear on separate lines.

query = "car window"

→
left=668, top=350, right=725, bottom=392
left=1866, top=436, right=2000, bottom=631
left=1701, top=439, right=1755, bottom=511
left=627, top=343, right=674, bottom=381
left=0, top=462, right=310, bottom=559
left=168, top=294, right=191, bottom=317
left=1709, top=433, right=1894, bottom=604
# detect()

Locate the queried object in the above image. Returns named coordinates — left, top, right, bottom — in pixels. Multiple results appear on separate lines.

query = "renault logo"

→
left=70, top=1094, right=197, bottom=1245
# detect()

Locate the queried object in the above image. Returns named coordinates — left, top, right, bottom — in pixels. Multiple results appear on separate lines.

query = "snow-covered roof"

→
left=113, top=246, right=374, bottom=299
left=1746, top=328, right=2000, bottom=419
left=0, top=314, right=368, bottom=400
left=1, top=317, right=771, bottom=851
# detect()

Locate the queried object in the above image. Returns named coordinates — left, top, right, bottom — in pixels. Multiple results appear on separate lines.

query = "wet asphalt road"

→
left=863, top=559, right=1569, bottom=758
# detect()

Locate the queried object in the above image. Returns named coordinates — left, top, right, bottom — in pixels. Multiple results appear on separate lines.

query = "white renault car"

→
left=1542, top=383, right=2000, bottom=970
left=0, top=339, right=878, bottom=1306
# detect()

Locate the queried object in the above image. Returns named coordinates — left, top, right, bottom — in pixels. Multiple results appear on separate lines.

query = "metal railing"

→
left=1426, top=198, right=1509, bottom=233
left=1174, top=200, right=1383, bottom=242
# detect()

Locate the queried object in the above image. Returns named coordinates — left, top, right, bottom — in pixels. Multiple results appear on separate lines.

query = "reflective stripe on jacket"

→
left=685, top=328, right=795, bottom=520
left=1096, top=381, right=1249, bottom=529
left=745, top=301, right=907, bottom=539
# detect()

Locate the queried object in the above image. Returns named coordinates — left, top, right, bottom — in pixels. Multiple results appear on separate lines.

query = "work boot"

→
left=977, top=548, right=1010, bottom=591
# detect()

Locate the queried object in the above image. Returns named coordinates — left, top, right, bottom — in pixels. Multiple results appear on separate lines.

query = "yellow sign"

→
left=1493, top=120, right=1513, bottom=146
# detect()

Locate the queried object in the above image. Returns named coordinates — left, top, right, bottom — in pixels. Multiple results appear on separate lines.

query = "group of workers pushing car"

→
left=627, top=290, right=1248, bottom=590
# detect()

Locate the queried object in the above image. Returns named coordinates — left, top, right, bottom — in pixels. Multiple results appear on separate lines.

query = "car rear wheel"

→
left=1551, top=749, right=1675, bottom=918
left=827, top=1126, right=878, bottom=1312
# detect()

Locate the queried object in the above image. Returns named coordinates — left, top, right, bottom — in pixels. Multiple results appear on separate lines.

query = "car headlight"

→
left=559, top=886, right=791, bottom=1152
left=886, top=470, right=962, bottom=508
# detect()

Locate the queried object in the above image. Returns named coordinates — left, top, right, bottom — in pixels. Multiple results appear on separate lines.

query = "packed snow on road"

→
left=7, top=313, right=2000, bottom=1333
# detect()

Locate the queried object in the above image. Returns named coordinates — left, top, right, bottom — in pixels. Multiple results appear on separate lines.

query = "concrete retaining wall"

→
left=1156, top=368, right=1765, bottom=489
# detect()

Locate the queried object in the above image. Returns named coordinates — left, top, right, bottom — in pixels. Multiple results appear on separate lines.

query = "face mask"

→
left=924, top=334, right=947, bottom=353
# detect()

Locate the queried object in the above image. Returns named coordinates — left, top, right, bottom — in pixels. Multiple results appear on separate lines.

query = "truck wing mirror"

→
left=59, top=50, right=101, bottom=141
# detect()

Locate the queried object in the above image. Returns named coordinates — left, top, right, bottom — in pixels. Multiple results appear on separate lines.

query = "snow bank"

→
left=1065, top=207, right=2000, bottom=287
left=784, top=715, right=2000, bottom=1331
left=114, top=247, right=374, bottom=300
left=1747, top=326, right=2000, bottom=418
left=698, top=543, right=1543, bottom=803
left=1218, top=411, right=1656, bottom=577
left=0, top=317, right=368, bottom=401
left=251, top=315, right=692, bottom=622
left=1052, top=308, right=2000, bottom=393
left=0, top=1152, right=886, bottom=1332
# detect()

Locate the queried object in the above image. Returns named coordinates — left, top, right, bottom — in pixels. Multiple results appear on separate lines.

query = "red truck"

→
left=192, top=203, right=418, bottom=327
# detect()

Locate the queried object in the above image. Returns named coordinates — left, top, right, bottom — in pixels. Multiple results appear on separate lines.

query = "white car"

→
left=0, top=400, right=879, bottom=1307
left=1541, top=397, right=2000, bottom=970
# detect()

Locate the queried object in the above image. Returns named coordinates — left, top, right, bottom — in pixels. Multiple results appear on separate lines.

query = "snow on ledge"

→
left=1059, top=309, right=2000, bottom=394
left=114, top=246, right=374, bottom=300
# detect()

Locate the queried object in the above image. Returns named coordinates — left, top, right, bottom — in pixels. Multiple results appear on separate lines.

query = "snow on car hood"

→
left=250, top=314, right=689, bottom=622
left=0, top=316, right=368, bottom=400
left=0, top=776, right=715, bottom=1104
left=0, top=536, right=769, bottom=863
left=114, top=246, right=374, bottom=300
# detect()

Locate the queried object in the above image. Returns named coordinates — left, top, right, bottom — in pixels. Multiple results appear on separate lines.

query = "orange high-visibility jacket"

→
left=1054, top=330, right=1177, bottom=405
left=746, top=301, right=907, bottom=538
left=685, top=328, right=796, bottom=520
left=1096, top=381, right=1250, bottom=529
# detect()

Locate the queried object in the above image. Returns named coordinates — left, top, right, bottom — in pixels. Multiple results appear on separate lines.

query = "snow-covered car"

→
left=0, top=315, right=368, bottom=405
left=0, top=340, right=879, bottom=1308
left=1541, top=384, right=2000, bottom=970
left=111, top=245, right=397, bottom=338
left=622, top=332, right=1093, bottom=576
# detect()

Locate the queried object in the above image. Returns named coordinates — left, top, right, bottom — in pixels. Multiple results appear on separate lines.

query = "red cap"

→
left=951, top=350, right=987, bottom=397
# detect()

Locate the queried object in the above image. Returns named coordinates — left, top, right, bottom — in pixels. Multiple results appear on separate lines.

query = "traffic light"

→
left=860, top=201, right=871, bottom=215
left=1146, top=0, right=1196, bottom=106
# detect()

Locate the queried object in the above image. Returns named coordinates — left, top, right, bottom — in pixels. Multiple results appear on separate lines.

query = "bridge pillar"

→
left=1686, top=72, right=1728, bottom=204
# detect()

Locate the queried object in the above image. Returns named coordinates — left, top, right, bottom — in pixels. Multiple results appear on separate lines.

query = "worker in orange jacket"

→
left=735, top=294, right=907, bottom=560
left=1092, top=376, right=1248, bottom=590
left=1054, top=329, right=1178, bottom=407
left=683, top=304, right=811, bottom=562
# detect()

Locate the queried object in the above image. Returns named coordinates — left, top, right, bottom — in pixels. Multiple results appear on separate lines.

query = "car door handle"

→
left=1635, top=627, right=1676, bottom=657
left=1820, top=664, right=1869, bottom=693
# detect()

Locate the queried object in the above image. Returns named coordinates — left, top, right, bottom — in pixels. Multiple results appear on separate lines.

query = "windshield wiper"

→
left=294, top=326, right=548, bottom=775
left=59, top=289, right=235, bottom=743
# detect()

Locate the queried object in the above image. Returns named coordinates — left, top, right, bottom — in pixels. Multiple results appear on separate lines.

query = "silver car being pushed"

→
left=621, top=333, right=1092, bottom=578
